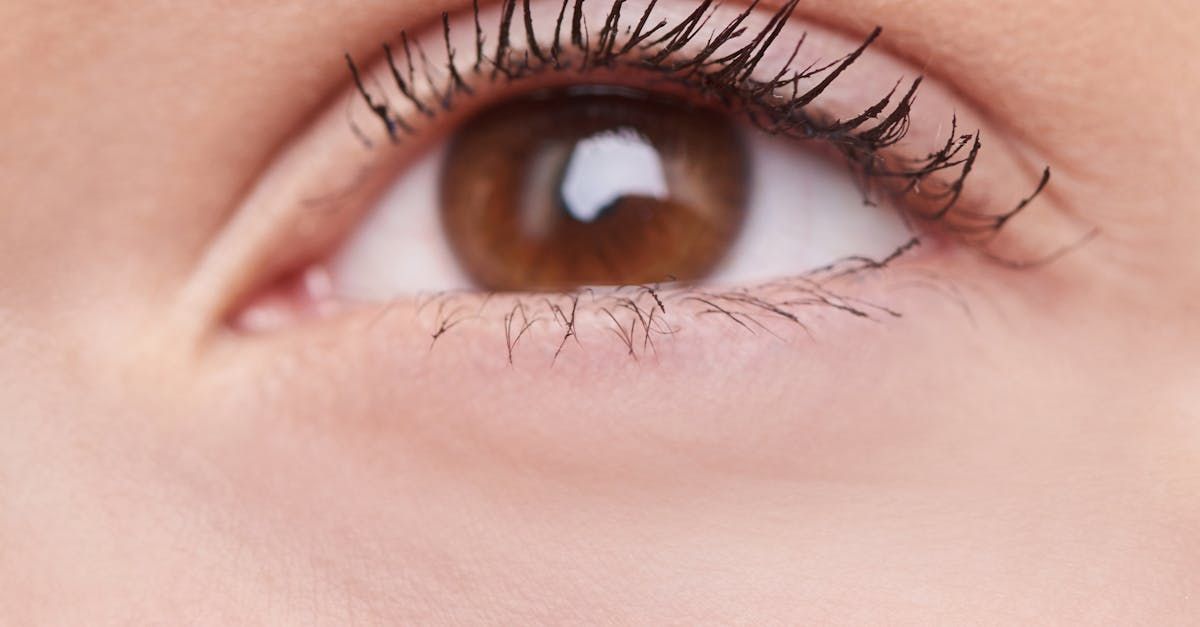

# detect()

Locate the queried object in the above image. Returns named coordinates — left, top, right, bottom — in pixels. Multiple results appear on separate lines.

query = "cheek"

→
left=199, top=264, right=1006, bottom=482
left=161, top=250, right=1182, bottom=618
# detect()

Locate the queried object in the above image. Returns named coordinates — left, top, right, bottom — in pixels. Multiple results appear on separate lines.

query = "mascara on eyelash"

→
left=343, top=0, right=1052, bottom=244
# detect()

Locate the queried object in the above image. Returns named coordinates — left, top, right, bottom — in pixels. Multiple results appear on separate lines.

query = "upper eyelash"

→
left=344, top=0, right=1052, bottom=243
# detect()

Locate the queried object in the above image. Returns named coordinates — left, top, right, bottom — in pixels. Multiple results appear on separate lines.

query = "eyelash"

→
left=344, top=0, right=1050, bottom=247
left=415, top=255, right=915, bottom=363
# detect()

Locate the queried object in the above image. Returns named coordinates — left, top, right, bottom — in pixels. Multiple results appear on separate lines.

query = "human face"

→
left=1, top=1, right=1198, bottom=623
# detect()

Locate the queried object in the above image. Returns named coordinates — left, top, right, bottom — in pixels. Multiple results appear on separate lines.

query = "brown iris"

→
left=439, top=88, right=748, bottom=291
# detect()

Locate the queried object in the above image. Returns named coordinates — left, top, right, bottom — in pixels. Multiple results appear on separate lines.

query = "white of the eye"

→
left=705, top=131, right=911, bottom=284
left=329, top=144, right=475, bottom=298
left=558, top=128, right=669, bottom=222
left=329, top=127, right=912, bottom=297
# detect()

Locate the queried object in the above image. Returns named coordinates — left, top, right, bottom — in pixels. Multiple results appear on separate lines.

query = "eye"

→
left=331, top=86, right=909, bottom=296
left=226, top=0, right=1055, bottom=333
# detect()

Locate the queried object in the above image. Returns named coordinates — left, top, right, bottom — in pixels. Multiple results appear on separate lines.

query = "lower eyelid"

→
left=230, top=235, right=934, bottom=363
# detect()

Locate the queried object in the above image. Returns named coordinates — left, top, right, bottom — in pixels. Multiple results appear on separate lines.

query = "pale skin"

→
left=2, top=0, right=1200, bottom=624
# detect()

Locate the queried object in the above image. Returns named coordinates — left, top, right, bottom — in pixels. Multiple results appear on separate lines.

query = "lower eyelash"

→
left=345, top=0, right=1051, bottom=246
left=228, top=236, right=937, bottom=361
left=352, top=236, right=924, bottom=364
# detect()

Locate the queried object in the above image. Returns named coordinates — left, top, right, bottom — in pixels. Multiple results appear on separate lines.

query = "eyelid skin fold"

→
left=177, top=0, right=1078, bottom=350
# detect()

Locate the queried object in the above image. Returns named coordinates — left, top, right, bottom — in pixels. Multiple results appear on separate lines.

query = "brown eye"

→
left=439, top=88, right=748, bottom=291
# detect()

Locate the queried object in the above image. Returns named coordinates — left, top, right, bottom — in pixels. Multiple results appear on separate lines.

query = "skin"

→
left=2, top=0, right=1199, bottom=624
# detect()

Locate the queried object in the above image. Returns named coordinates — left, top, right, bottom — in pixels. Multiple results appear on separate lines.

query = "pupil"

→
left=440, top=88, right=748, bottom=291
